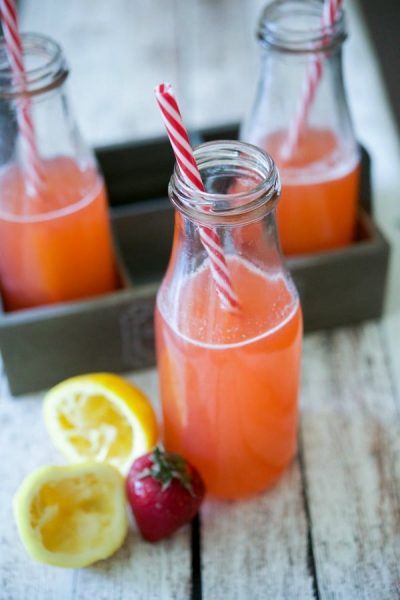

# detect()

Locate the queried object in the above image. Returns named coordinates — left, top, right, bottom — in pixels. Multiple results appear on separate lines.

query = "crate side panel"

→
left=0, top=292, right=157, bottom=395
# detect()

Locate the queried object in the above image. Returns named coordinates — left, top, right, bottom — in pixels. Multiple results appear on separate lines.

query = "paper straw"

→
left=155, top=83, right=239, bottom=312
left=0, top=0, right=45, bottom=195
left=281, top=0, right=343, bottom=161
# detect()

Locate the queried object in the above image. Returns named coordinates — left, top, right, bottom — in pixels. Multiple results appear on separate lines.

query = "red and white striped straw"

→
left=0, top=0, right=45, bottom=195
left=281, top=0, right=343, bottom=161
left=155, top=83, right=239, bottom=312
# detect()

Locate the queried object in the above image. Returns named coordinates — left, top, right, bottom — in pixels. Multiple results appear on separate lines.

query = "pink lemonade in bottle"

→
left=0, top=157, right=117, bottom=311
left=240, top=0, right=360, bottom=256
left=156, top=257, right=302, bottom=499
left=155, top=140, right=302, bottom=499
left=0, top=34, right=118, bottom=311
left=259, top=129, right=360, bottom=255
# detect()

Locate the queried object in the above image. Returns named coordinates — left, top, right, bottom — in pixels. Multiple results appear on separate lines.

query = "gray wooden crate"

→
left=0, top=124, right=390, bottom=395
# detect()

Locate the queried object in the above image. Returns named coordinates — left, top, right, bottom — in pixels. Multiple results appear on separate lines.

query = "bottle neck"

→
left=257, top=0, right=346, bottom=55
left=0, top=33, right=94, bottom=172
left=169, top=140, right=281, bottom=227
left=0, top=34, right=68, bottom=99
left=164, top=141, right=286, bottom=300
left=241, top=1, right=358, bottom=169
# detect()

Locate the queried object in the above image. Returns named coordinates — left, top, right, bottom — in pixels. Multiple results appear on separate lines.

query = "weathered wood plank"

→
left=0, top=385, right=74, bottom=600
left=0, top=370, right=192, bottom=600
left=71, top=527, right=191, bottom=600
left=301, top=324, right=400, bottom=599
left=20, top=0, right=179, bottom=147
left=19, top=0, right=267, bottom=147
left=345, top=0, right=400, bottom=396
left=173, top=0, right=261, bottom=131
left=201, top=462, right=314, bottom=599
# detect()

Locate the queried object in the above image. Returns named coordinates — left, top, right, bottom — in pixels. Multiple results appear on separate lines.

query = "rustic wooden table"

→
left=1, top=1, right=400, bottom=598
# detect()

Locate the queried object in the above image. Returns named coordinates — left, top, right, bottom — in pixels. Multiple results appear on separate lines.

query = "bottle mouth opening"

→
left=169, top=140, right=281, bottom=226
left=258, top=0, right=346, bottom=53
left=0, top=33, right=68, bottom=98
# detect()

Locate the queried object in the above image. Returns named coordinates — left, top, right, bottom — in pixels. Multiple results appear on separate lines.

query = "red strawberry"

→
left=126, top=446, right=206, bottom=542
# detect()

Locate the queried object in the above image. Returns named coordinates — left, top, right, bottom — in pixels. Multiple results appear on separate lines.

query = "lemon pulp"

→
left=44, top=373, right=159, bottom=474
left=14, top=463, right=128, bottom=568
left=31, top=473, right=114, bottom=553
left=56, top=392, right=133, bottom=463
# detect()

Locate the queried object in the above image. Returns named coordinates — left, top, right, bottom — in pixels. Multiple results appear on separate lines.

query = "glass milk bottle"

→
left=0, top=34, right=118, bottom=311
left=155, top=140, right=302, bottom=499
left=241, top=0, right=360, bottom=256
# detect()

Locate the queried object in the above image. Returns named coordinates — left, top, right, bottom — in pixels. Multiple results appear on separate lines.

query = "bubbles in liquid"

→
left=158, top=256, right=299, bottom=349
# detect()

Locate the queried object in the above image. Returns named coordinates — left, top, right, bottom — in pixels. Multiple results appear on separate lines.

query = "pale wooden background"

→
left=1, top=0, right=399, bottom=598
left=19, top=0, right=264, bottom=146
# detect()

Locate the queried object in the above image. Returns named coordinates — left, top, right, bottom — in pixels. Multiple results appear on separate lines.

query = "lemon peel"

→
left=13, top=462, right=128, bottom=568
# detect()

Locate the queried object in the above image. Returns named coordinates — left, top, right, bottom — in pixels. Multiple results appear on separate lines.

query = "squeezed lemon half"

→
left=43, top=373, right=159, bottom=475
left=13, top=462, right=128, bottom=568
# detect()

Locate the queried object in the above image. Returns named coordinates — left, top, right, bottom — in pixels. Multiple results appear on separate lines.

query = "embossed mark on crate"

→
left=120, top=297, right=156, bottom=369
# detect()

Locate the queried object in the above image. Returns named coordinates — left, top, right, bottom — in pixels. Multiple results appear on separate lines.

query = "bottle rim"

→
left=0, top=33, right=68, bottom=98
left=169, top=140, right=281, bottom=226
left=258, top=0, right=347, bottom=54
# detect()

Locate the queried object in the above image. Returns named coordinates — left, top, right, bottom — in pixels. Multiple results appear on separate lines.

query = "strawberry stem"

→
left=137, top=446, right=194, bottom=495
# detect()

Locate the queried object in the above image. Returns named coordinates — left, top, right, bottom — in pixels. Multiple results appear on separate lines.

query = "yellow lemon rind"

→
left=13, top=462, right=128, bottom=568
